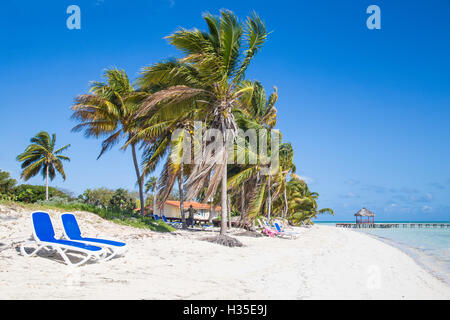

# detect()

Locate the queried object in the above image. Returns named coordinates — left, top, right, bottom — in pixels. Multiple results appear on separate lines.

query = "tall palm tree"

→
left=137, top=10, right=268, bottom=239
left=16, top=131, right=70, bottom=200
left=145, top=176, right=157, bottom=214
left=227, top=80, right=278, bottom=226
left=135, top=122, right=192, bottom=228
left=71, top=68, right=148, bottom=215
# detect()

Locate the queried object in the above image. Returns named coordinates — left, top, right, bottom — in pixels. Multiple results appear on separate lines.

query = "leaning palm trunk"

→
left=239, top=185, right=246, bottom=224
left=153, top=193, right=156, bottom=216
left=283, top=186, right=288, bottom=219
left=179, top=165, right=187, bottom=229
left=131, top=144, right=145, bottom=216
left=267, top=171, right=272, bottom=219
left=220, top=159, right=228, bottom=235
left=46, top=164, right=49, bottom=201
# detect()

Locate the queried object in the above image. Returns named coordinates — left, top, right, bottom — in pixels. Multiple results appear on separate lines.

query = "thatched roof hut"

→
left=354, top=208, right=375, bottom=217
left=354, top=208, right=375, bottom=223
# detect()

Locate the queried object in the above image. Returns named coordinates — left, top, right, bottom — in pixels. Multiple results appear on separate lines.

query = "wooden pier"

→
left=336, top=223, right=450, bottom=229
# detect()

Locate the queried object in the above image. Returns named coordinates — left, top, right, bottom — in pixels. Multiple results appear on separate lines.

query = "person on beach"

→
left=186, top=205, right=195, bottom=227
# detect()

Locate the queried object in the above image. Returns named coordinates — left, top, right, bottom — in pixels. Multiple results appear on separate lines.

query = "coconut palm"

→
left=134, top=121, right=193, bottom=229
left=282, top=176, right=334, bottom=225
left=226, top=80, right=278, bottom=226
left=277, top=142, right=296, bottom=218
left=71, top=68, right=148, bottom=215
left=137, top=10, right=269, bottom=241
left=16, top=131, right=70, bottom=200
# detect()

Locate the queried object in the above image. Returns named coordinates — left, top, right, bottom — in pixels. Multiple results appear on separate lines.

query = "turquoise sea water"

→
left=315, top=221, right=450, bottom=285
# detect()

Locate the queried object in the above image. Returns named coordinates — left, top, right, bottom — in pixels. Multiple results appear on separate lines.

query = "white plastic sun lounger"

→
left=273, top=222, right=299, bottom=239
left=20, top=212, right=106, bottom=266
left=60, top=213, right=127, bottom=261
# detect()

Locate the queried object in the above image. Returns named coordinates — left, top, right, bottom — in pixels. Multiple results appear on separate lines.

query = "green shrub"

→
left=108, top=188, right=136, bottom=212
left=80, top=187, right=115, bottom=208
left=18, top=198, right=174, bottom=233
left=0, top=170, right=16, bottom=196
left=13, top=184, right=71, bottom=203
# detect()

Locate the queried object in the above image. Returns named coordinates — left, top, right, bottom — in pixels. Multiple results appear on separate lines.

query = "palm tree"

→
left=135, top=122, right=192, bottom=229
left=16, top=131, right=70, bottom=200
left=227, top=80, right=278, bottom=226
left=282, top=176, right=334, bottom=225
left=278, top=142, right=296, bottom=218
left=137, top=10, right=268, bottom=241
left=145, top=176, right=157, bottom=214
left=71, top=68, right=148, bottom=215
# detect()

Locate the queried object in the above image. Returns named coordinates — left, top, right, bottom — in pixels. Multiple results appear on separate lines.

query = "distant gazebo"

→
left=354, top=208, right=375, bottom=224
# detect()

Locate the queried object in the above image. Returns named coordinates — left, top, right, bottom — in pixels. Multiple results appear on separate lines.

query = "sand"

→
left=0, top=204, right=449, bottom=299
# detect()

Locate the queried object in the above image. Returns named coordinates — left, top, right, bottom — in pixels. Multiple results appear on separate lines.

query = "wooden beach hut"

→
left=354, top=208, right=375, bottom=224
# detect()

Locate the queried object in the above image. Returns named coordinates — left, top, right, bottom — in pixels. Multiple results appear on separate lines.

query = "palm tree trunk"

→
left=131, top=143, right=145, bottom=216
left=46, top=165, right=49, bottom=201
left=267, top=170, right=272, bottom=219
left=178, top=165, right=187, bottom=229
left=208, top=201, right=213, bottom=223
left=240, top=185, right=245, bottom=224
left=219, top=121, right=229, bottom=236
left=227, top=195, right=232, bottom=229
left=153, top=192, right=156, bottom=216
left=283, top=185, right=288, bottom=219
left=220, top=161, right=228, bottom=235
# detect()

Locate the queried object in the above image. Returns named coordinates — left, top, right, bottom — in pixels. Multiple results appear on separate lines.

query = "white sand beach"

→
left=1, top=205, right=449, bottom=300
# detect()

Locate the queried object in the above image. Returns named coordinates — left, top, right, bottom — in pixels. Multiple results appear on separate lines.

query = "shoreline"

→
left=351, top=229, right=450, bottom=286
left=1, top=206, right=450, bottom=299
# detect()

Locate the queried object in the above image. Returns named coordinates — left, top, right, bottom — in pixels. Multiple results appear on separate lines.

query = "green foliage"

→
left=12, top=184, right=71, bottom=203
left=16, top=131, right=70, bottom=182
left=0, top=170, right=17, bottom=195
left=81, top=187, right=115, bottom=208
left=0, top=198, right=174, bottom=233
left=79, top=187, right=138, bottom=213
left=71, top=68, right=148, bottom=215
left=282, top=177, right=334, bottom=225
left=108, top=188, right=136, bottom=212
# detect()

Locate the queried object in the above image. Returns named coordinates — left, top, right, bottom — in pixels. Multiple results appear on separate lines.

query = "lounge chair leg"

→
left=20, top=242, right=45, bottom=257
left=102, top=251, right=118, bottom=261
left=55, top=247, right=93, bottom=267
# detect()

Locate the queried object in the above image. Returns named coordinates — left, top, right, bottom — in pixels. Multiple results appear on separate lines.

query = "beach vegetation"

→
left=0, top=170, right=17, bottom=197
left=4, top=9, right=333, bottom=238
left=71, top=69, right=148, bottom=216
left=16, top=131, right=71, bottom=201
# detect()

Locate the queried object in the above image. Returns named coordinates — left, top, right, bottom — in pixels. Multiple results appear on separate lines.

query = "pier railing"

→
left=336, top=223, right=450, bottom=229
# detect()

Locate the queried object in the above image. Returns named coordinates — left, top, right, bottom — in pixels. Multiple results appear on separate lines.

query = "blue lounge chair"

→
left=153, top=214, right=160, bottom=221
left=60, top=213, right=127, bottom=261
left=274, top=222, right=299, bottom=239
left=161, top=214, right=182, bottom=228
left=20, top=212, right=105, bottom=266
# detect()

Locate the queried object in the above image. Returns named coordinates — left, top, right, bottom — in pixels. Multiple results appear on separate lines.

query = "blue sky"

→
left=1, top=0, right=449, bottom=221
